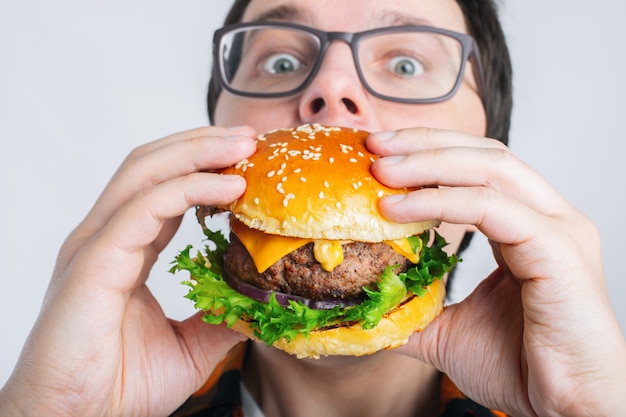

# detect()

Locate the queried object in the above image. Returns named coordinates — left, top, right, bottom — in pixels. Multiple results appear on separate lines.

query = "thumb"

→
left=396, top=269, right=527, bottom=413
left=173, top=312, right=248, bottom=390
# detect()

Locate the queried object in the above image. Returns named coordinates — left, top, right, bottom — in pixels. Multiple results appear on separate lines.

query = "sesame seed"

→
left=294, top=168, right=302, bottom=173
left=319, top=191, right=325, bottom=198
left=340, top=144, right=353, bottom=154
left=267, top=170, right=275, bottom=178
left=235, top=158, right=250, bottom=169
left=323, top=181, right=329, bottom=188
left=300, top=177, right=306, bottom=182
left=377, top=190, right=384, bottom=198
left=329, top=157, right=334, bottom=163
left=349, top=158, right=358, bottom=163
left=254, top=197, right=260, bottom=205
left=281, top=176, right=288, bottom=182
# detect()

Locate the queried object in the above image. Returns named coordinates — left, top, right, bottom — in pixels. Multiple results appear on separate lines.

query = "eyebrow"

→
left=247, top=5, right=435, bottom=29
left=249, top=4, right=303, bottom=23
left=377, top=10, right=434, bottom=27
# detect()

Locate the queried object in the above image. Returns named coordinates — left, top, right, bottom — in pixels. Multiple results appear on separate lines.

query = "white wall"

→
left=1, top=0, right=624, bottom=387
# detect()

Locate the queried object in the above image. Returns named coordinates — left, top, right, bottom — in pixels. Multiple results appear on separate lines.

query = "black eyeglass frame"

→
left=212, top=21, right=486, bottom=105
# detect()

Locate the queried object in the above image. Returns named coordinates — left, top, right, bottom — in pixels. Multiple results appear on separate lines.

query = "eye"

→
left=388, top=56, right=424, bottom=77
left=262, top=53, right=304, bottom=75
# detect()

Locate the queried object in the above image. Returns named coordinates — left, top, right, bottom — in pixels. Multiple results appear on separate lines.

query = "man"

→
left=1, top=1, right=624, bottom=416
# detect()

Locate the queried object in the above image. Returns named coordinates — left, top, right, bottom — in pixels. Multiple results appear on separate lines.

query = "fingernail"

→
left=228, top=125, right=249, bottom=131
left=224, top=135, right=246, bottom=141
left=374, top=131, right=397, bottom=141
left=383, top=194, right=407, bottom=204
left=380, top=155, right=406, bottom=165
left=222, top=174, right=244, bottom=182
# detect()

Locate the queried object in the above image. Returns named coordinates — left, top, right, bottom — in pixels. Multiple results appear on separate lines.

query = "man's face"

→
left=214, top=0, right=487, bottom=249
left=214, top=0, right=486, bottom=136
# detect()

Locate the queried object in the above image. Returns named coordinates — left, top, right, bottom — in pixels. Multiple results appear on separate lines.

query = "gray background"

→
left=1, top=1, right=625, bottom=386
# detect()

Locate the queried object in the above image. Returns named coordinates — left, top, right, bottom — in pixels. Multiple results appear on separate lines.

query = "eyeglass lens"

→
left=219, top=26, right=465, bottom=101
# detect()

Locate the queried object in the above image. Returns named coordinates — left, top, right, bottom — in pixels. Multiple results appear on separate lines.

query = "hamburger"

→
left=171, top=124, right=458, bottom=359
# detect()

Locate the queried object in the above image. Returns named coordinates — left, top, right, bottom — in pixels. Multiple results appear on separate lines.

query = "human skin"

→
left=0, top=126, right=259, bottom=417
left=215, top=1, right=626, bottom=416
left=0, top=0, right=624, bottom=416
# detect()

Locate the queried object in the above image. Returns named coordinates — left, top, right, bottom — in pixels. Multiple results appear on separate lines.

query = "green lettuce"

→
left=170, top=229, right=458, bottom=346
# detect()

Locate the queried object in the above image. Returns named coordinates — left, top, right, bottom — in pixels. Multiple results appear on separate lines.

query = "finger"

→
left=379, top=185, right=542, bottom=247
left=90, top=133, right=255, bottom=224
left=62, top=132, right=255, bottom=256
left=379, top=185, right=596, bottom=285
left=366, top=127, right=507, bottom=156
left=68, top=172, right=246, bottom=294
left=371, top=145, right=570, bottom=217
left=136, top=125, right=256, bottom=155
left=57, top=132, right=255, bottom=270
left=102, top=126, right=254, bottom=209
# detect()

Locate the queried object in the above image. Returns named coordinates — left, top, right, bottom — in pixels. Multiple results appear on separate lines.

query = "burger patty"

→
left=224, top=233, right=411, bottom=300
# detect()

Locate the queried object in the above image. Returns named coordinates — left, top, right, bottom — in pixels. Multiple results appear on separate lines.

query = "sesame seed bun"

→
left=218, top=124, right=439, bottom=241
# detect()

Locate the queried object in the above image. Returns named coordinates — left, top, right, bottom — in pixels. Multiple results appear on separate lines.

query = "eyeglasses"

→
left=213, top=22, right=485, bottom=104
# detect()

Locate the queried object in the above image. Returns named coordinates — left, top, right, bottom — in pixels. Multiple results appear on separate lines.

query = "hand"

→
left=368, top=128, right=626, bottom=416
left=0, top=126, right=257, bottom=417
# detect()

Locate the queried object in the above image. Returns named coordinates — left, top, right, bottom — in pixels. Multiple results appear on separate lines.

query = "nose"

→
left=298, top=43, right=373, bottom=128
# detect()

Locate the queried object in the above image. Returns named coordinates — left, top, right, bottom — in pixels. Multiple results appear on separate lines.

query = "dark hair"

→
left=207, top=0, right=512, bottom=144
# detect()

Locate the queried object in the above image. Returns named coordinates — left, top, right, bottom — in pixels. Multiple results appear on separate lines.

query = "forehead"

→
left=242, top=0, right=468, bottom=33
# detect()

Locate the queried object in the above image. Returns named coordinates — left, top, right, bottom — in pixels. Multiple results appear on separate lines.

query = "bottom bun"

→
left=229, top=279, right=446, bottom=359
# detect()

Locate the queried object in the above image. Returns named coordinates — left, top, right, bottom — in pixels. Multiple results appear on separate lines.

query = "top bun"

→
left=219, top=124, right=439, bottom=241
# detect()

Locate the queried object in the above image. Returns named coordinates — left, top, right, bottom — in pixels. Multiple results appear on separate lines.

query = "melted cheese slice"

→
left=231, top=219, right=420, bottom=273
left=230, top=219, right=311, bottom=273
left=386, top=238, right=421, bottom=264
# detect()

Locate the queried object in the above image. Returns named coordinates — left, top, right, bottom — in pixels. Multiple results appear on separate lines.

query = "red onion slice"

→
left=223, top=269, right=364, bottom=310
